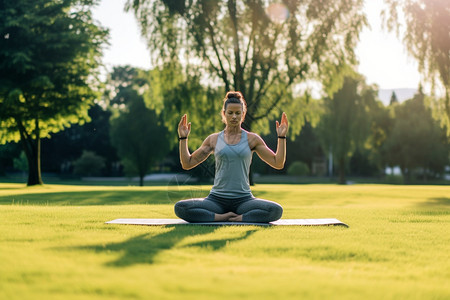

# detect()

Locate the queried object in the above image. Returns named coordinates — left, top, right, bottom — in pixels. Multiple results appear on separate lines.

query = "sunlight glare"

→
left=266, top=3, right=289, bottom=23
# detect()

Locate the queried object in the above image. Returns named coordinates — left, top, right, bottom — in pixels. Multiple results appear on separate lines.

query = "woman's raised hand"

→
left=276, top=112, right=288, bottom=137
left=178, top=114, right=191, bottom=138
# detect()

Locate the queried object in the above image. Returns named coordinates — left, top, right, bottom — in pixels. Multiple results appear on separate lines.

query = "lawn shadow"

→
left=76, top=225, right=260, bottom=267
left=0, top=186, right=24, bottom=190
left=420, top=197, right=450, bottom=208
left=181, top=228, right=258, bottom=250
left=0, top=189, right=210, bottom=206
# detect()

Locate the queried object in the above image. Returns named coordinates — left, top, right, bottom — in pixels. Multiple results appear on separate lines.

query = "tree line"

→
left=1, top=65, right=448, bottom=185
left=1, top=0, right=449, bottom=185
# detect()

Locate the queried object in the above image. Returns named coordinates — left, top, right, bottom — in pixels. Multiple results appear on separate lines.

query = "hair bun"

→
left=227, top=92, right=240, bottom=99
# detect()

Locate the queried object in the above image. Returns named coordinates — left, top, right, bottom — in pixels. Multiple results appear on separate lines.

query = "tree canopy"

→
left=126, top=0, right=367, bottom=135
left=108, top=66, right=170, bottom=186
left=317, top=74, right=379, bottom=184
left=383, top=0, right=450, bottom=133
left=383, top=90, right=449, bottom=181
left=0, top=0, right=108, bottom=185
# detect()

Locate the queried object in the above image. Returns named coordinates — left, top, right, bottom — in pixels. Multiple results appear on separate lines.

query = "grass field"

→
left=0, top=183, right=449, bottom=299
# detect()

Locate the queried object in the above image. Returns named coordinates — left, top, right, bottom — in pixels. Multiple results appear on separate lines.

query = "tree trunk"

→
left=338, top=156, right=346, bottom=184
left=401, top=166, right=410, bottom=184
left=18, top=122, right=43, bottom=186
left=423, top=167, right=428, bottom=183
left=22, top=136, right=43, bottom=186
left=139, top=175, right=144, bottom=187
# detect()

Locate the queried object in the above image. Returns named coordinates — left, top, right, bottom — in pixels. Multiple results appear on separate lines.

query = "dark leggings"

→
left=174, top=193, right=283, bottom=223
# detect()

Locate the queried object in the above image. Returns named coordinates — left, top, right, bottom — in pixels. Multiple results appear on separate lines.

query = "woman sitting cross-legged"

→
left=174, top=91, right=288, bottom=223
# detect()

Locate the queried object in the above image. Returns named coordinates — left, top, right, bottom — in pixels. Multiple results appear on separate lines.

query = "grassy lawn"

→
left=0, top=183, right=449, bottom=299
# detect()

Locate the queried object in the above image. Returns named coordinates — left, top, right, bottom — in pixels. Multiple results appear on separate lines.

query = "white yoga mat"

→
left=106, top=218, right=348, bottom=227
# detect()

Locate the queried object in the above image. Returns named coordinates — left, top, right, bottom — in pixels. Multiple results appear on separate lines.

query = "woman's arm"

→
left=252, top=112, right=288, bottom=170
left=178, top=114, right=214, bottom=170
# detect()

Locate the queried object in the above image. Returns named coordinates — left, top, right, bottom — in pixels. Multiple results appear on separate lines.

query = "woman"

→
left=174, top=91, right=288, bottom=223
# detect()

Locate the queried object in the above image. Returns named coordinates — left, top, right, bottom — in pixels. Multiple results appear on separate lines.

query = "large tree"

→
left=108, top=66, right=170, bottom=186
left=126, top=0, right=366, bottom=135
left=383, top=89, right=449, bottom=182
left=383, top=0, right=450, bottom=133
left=317, top=75, right=379, bottom=184
left=0, top=0, right=108, bottom=185
left=366, top=94, right=396, bottom=176
left=143, top=63, right=223, bottom=149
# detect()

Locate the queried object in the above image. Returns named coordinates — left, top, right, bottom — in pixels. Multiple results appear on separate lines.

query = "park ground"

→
left=0, top=183, right=449, bottom=299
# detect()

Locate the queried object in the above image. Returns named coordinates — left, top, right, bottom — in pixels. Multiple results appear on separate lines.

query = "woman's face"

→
left=224, top=103, right=244, bottom=125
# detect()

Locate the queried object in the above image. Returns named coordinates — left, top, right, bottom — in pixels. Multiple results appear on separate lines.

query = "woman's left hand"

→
left=276, top=112, right=288, bottom=137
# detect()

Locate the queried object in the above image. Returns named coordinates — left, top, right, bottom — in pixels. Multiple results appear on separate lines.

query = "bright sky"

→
left=92, top=0, right=421, bottom=91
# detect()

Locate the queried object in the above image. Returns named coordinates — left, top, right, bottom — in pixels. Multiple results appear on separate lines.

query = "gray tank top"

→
left=210, top=130, right=253, bottom=198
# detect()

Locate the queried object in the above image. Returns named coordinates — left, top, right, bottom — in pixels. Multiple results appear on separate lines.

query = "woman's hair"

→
left=221, top=91, right=247, bottom=123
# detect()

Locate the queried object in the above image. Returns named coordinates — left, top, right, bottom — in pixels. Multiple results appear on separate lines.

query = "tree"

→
left=383, top=89, right=449, bottom=182
left=0, top=0, right=108, bottom=185
left=126, top=0, right=367, bottom=136
left=390, top=91, right=399, bottom=105
left=108, top=67, right=170, bottom=186
left=41, top=104, right=118, bottom=176
left=365, top=95, right=396, bottom=176
left=383, top=0, right=450, bottom=133
left=132, top=64, right=222, bottom=152
left=73, top=150, right=105, bottom=177
left=286, top=121, right=324, bottom=174
left=317, top=75, right=379, bottom=184
left=257, top=119, right=323, bottom=176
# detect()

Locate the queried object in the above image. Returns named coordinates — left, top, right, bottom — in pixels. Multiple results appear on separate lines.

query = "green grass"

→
left=0, top=183, right=449, bottom=299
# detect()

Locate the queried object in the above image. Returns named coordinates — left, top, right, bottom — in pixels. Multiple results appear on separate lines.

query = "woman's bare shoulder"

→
left=245, top=130, right=258, bottom=138
left=204, top=132, right=220, bottom=149
left=245, top=131, right=264, bottom=150
left=246, top=131, right=263, bottom=140
left=207, top=132, right=221, bottom=140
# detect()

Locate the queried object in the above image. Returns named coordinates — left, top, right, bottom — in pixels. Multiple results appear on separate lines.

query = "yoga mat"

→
left=106, top=218, right=348, bottom=227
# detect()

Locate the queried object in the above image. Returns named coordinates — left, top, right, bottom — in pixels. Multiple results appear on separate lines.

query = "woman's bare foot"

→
left=214, top=212, right=238, bottom=221
left=228, top=214, right=243, bottom=222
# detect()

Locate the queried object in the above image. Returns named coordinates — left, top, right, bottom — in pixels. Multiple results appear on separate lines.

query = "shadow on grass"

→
left=181, top=228, right=258, bottom=250
left=0, top=189, right=211, bottom=206
left=0, top=189, right=275, bottom=206
left=76, top=226, right=259, bottom=267
left=421, top=197, right=450, bottom=208
left=0, top=186, right=23, bottom=190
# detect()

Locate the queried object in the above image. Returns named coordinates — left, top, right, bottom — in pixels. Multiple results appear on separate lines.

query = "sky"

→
left=92, top=0, right=421, bottom=93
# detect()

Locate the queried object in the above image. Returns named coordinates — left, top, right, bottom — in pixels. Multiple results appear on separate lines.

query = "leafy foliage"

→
left=144, top=63, right=223, bottom=149
left=287, top=161, right=310, bottom=176
left=382, top=90, right=449, bottom=181
left=364, top=96, right=395, bottom=173
left=126, top=0, right=367, bottom=135
left=0, top=0, right=107, bottom=142
left=0, top=0, right=108, bottom=185
left=108, top=67, right=170, bottom=186
left=317, top=75, right=380, bottom=183
left=73, top=150, right=106, bottom=177
left=383, top=0, right=450, bottom=133
left=41, top=104, right=118, bottom=175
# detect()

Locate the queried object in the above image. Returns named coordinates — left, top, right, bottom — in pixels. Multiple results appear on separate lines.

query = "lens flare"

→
left=266, top=3, right=289, bottom=23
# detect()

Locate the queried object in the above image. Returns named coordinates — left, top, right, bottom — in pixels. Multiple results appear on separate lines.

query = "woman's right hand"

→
left=178, top=114, right=191, bottom=138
